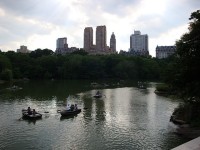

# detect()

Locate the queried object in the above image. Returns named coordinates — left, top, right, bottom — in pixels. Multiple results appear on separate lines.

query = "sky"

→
left=0, top=0, right=199, bottom=57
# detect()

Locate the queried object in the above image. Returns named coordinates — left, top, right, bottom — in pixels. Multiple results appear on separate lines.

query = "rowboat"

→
left=60, top=109, right=81, bottom=117
left=22, top=109, right=42, bottom=120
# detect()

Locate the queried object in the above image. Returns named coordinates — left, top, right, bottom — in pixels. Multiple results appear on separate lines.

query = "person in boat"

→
left=74, top=104, right=78, bottom=110
left=66, top=104, right=71, bottom=111
left=96, top=91, right=100, bottom=95
left=27, top=107, right=32, bottom=115
left=32, top=109, right=36, bottom=116
left=70, top=104, right=75, bottom=111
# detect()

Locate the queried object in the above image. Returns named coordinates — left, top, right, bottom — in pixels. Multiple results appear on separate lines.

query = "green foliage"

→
left=173, top=9, right=200, bottom=97
left=0, top=54, right=12, bottom=72
left=29, top=48, right=54, bottom=58
left=13, top=68, right=22, bottom=79
left=0, top=48, right=174, bottom=81
left=164, top=10, right=200, bottom=127
left=71, top=49, right=88, bottom=55
left=156, top=84, right=169, bottom=92
left=173, top=101, right=200, bottom=126
left=0, top=69, right=13, bottom=81
left=114, top=60, right=137, bottom=79
left=37, top=55, right=58, bottom=79
left=0, top=54, right=12, bottom=81
left=62, top=55, right=83, bottom=79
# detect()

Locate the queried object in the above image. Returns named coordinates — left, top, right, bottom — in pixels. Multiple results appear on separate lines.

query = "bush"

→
left=156, top=83, right=169, bottom=92
left=1, top=69, right=13, bottom=81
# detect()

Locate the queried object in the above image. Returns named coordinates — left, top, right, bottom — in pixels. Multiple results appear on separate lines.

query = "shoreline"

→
left=155, top=89, right=200, bottom=139
left=170, top=117, right=200, bottom=139
left=174, top=124, right=200, bottom=139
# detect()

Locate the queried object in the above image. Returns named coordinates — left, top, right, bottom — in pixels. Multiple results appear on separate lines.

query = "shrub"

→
left=1, top=69, right=13, bottom=81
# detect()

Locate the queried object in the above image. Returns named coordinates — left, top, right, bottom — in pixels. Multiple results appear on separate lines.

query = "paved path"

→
left=172, top=136, right=200, bottom=150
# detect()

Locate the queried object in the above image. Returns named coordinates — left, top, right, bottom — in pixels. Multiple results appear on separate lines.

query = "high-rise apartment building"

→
left=110, top=32, right=116, bottom=52
left=96, top=25, right=107, bottom=51
left=130, top=30, right=148, bottom=56
left=84, top=27, right=93, bottom=52
left=55, top=37, right=69, bottom=54
left=56, top=37, right=68, bottom=49
left=83, top=25, right=116, bottom=54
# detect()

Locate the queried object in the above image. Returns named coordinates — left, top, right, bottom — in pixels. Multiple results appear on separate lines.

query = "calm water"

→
left=0, top=80, right=188, bottom=150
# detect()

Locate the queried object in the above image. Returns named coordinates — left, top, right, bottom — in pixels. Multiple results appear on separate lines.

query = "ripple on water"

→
left=0, top=85, right=188, bottom=150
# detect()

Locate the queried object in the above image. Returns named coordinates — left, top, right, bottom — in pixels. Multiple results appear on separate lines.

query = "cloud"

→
left=0, top=0, right=199, bottom=56
left=149, top=24, right=188, bottom=56
left=0, top=9, right=56, bottom=49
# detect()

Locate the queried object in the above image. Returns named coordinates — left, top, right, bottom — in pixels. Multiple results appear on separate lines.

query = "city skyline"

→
left=0, top=0, right=199, bottom=57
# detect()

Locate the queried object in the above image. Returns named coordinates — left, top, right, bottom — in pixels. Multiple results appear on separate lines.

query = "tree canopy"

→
left=173, top=10, right=200, bottom=97
left=0, top=49, right=170, bottom=81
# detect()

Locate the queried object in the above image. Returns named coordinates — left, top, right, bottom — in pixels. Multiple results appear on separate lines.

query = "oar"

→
left=40, top=107, right=50, bottom=114
left=18, top=116, right=23, bottom=121
left=57, top=109, right=61, bottom=113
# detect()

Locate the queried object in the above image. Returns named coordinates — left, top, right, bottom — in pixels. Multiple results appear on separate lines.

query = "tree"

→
left=37, top=56, right=58, bottom=79
left=71, top=49, right=88, bottom=55
left=1, top=69, right=13, bottom=81
left=29, top=49, right=54, bottom=58
left=0, top=54, right=13, bottom=81
left=175, top=10, right=200, bottom=97
left=0, top=54, right=12, bottom=72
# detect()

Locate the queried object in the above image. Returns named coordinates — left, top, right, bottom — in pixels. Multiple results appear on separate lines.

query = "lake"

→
left=0, top=80, right=188, bottom=150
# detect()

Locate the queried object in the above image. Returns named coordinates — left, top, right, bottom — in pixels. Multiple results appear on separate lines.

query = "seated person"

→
left=70, top=104, right=75, bottom=111
left=74, top=104, right=78, bottom=110
left=96, top=91, right=100, bottom=95
left=32, top=109, right=36, bottom=115
left=27, top=107, right=32, bottom=115
left=66, top=104, right=71, bottom=111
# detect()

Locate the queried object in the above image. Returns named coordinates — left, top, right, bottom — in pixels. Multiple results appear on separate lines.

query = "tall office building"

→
left=96, top=25, right=107, bottom=51
left=84, top=27, right=93, bottom=51
left=110, top=32, right=116, bottom=52
left=130, top=30, right=148, bottom=55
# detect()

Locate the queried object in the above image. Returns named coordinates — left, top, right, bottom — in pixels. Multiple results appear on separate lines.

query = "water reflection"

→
left=21, top=118, right=41, bottom=125
left=82, top=95, right=93, bottom=121
left=60, top=115, right=78, bottom=121
left=81, top=90, right=106, bottom=123
left=0, top=80, right=189, bottom=150
left=147, top=87, right=157, bottom=129
left=0, top=80, right=93, bottom=101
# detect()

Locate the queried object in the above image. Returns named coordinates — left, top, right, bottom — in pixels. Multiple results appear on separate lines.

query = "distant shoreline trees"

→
left=0, top=49, right=172, bottom=81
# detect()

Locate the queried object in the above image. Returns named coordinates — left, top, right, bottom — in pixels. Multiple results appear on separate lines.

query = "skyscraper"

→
left=83, top=25, right=115, bottom=54
left=84, top=27, right=93, bottom=51
left=130, top=30, right=148, bottom=55
left=96, top=25, right=107, bottom=51
left=110, top=32, right=116, bottom=52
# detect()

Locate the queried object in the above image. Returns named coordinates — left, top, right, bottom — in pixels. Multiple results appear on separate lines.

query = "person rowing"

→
left=27, top=107, right=32, bottom=115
